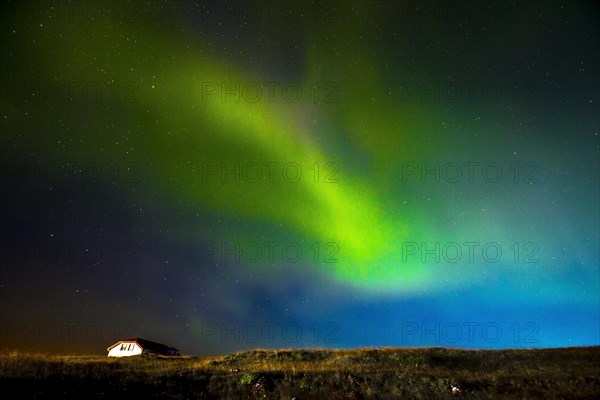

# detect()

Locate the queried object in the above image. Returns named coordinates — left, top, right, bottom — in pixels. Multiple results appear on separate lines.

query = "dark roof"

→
left=107, top=337, right=180, bottom=354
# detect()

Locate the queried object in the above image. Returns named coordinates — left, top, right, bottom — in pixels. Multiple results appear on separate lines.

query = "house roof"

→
left=106, top=337, right=180, bottom=353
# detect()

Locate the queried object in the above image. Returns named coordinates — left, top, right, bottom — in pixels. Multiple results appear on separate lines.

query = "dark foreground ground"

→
left=1, top=346, right=599, bottom=399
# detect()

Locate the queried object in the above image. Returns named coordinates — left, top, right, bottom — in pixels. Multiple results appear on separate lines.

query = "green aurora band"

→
left=1, top=2, right=574, bottom=295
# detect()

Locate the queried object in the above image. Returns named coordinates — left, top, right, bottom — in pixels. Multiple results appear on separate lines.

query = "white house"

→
left=107, top=337, right=180, bottom=357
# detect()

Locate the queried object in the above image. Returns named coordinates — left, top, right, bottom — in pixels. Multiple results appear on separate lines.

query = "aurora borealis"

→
left=1, top=1, right=598, bottom=355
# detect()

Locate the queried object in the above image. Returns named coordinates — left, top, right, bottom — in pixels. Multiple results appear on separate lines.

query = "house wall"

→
left=107, top=342, right=143, bottom=357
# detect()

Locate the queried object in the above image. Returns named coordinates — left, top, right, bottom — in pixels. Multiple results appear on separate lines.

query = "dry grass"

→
left=1, top=346, right=599, bottom=399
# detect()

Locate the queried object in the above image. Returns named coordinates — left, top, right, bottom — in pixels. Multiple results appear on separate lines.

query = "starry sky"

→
left=1, top=0, right=598, bottom=355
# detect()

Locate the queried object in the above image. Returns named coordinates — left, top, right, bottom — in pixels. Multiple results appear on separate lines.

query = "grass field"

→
left=1, top=346, right=599, bottom=399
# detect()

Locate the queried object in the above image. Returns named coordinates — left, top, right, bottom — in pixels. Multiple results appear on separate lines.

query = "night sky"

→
left=1, top=0, right=598, bottom=356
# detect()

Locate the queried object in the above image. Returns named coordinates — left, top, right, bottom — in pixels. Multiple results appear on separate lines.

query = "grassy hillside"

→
left=1, top=347, right=599, bottom=399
